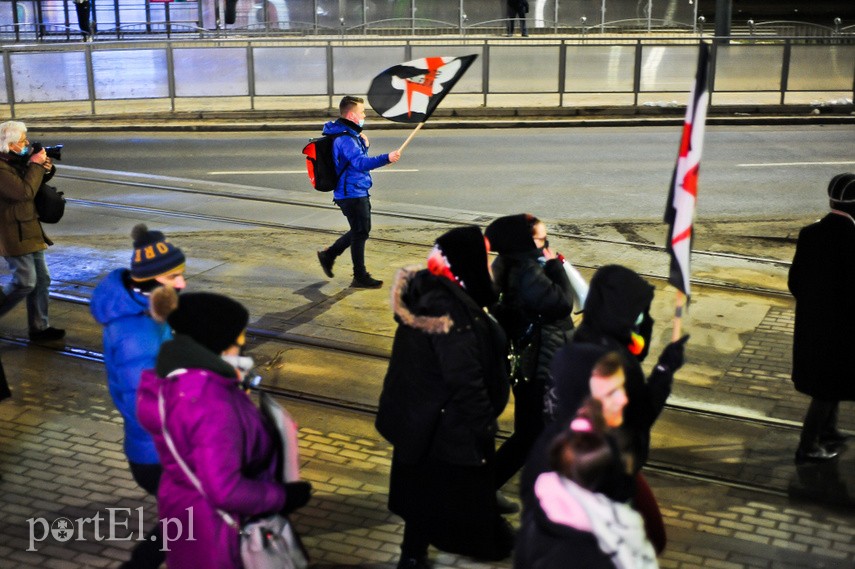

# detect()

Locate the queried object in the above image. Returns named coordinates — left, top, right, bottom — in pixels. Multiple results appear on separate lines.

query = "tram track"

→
left=26, top=170, right=808, bottom=498
left=0, top=295, right=802, bottom=500
left=60, top=171, right=792, bottom=298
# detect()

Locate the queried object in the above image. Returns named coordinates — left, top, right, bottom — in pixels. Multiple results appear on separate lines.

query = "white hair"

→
left=0, top=121, right=27, bottom=153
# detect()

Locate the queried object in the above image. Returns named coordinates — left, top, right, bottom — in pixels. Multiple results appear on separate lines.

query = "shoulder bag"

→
left=157, top=386, right=309, bottom=569
left=34, top=183, right=65, bottom=224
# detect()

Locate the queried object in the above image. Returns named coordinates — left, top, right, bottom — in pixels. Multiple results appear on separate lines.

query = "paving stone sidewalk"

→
left=1, top=342, right=854, bottom=569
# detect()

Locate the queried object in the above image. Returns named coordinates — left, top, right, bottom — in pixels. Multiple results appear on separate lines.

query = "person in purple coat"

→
left=137, top=288, right=311, bottom=569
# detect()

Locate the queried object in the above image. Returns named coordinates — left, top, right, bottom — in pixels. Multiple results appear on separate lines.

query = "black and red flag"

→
left=368, top=55, right=477, bottom=124
left=664, top=43, right=710, bottom=301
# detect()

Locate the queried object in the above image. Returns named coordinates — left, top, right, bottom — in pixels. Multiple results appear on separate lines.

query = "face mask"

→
left=221, top=354, right=255, bottom=378
left=15, top=144, right=29, bottom=156
left=357, top=118, right=365, bottom=128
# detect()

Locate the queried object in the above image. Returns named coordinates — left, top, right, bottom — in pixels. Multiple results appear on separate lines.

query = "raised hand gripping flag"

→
left=368, top=55, right=477, bottom=124
left=664, top=43, right=710, bottom=300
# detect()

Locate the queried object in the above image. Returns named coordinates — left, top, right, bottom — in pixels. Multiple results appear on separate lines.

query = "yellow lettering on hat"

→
left=144, top=246, right=155, bottom=260
left=134, top=250, right=141, bottom=262
left=156, top=242, right=169, bottom=254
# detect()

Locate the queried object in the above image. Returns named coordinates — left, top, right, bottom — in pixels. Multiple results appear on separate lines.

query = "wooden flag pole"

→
left=397, top=122, right=425, bottom=154
left=672, top=290, right=685, bottom=342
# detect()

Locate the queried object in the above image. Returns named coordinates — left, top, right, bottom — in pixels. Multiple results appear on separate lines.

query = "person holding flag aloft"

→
left=317, top=95, right=400, bottom=289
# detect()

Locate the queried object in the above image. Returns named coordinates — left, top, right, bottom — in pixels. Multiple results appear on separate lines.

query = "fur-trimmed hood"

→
left=390, top=266, right=456, bottom=335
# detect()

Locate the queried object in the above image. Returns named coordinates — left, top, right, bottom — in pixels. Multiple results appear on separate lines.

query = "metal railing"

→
left=0, top=36, right=852, bottom=119
left=1, top=0, right=853, bottom=43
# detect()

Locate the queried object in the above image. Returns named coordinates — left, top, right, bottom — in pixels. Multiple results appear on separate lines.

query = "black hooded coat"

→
left=789, top=211, right=855, bottom=401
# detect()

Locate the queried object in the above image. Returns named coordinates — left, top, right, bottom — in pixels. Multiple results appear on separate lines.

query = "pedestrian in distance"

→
left=317, top=95, right=401, bottom=289
left=515, top=398, right=658, bottom=569
left=137, top=288, right=311, bottom=569
left=376, top=226, right=514, bottom=569
left=507, top=0, right=529, bottom=36
left=485, top=213, right=575, bottom=509
left=90, top=224, right=187, bottom=568
left=0, top=120, right=64, bottom=343
left=73, top=0, right=94, bottom=41
left=788, top=172, right=855, bottom=464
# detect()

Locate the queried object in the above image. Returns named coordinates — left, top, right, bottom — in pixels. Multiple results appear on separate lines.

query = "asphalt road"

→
left=31, top=124, right=855, bottom=222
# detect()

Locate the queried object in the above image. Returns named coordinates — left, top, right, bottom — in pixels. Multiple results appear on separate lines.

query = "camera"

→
left=30, top=142, right=63, bottom=161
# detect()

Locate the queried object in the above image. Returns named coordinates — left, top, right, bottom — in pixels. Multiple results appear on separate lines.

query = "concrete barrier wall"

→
left=1, top=38, right=852, bottom=117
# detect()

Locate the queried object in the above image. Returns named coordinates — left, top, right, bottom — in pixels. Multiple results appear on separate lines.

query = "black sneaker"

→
left=819, top=431, right=849, bottom=448
left=317, top=250, right=334, bottom=278
left=351, top=273, right=383, bottom=289
left=794, top=446, right=839, bottom=464
left=396, top=556, right=431, bottom=569
left=29, top=327, right=66, bottom=342
left=496, top=490, right=520, bottom=514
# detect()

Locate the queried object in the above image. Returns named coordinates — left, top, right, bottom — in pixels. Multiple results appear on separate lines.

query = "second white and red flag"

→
left=664, top=43, right=711, bottom=300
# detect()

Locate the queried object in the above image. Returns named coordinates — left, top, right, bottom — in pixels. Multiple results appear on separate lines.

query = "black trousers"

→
left=507, top=8, right=527, bottom=35
left=494, top=377, right=545, bottom=487
left=0, top=353, right=10, bottom=401
left=329, top=196, right=372, bottom=277
left=74, top=0, right=92, bottom=35
left=798, top=398, right=839, bottom=451
left=122, top=462, right=165, bottom=569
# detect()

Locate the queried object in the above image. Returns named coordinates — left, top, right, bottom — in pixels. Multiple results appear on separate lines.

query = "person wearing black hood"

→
left=542, top=264, right=688, bottom=553
left=376, top=226, right=513, bottom=569
left=484, top=214, right=575, bottom=500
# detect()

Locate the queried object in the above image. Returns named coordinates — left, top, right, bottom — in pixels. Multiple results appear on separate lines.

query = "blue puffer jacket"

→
left=322, top=119, right=391, bottom=200
left=90, top=268, right=171, bottom=464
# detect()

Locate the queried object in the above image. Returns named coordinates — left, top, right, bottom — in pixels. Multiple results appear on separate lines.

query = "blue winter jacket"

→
left=322, top=119, right=391, bottom=200
left=90, top=268, right=171, bottom=464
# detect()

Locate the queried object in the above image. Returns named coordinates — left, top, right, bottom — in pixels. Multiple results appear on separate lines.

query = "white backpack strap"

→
left=157, top=382, right=240, bottom=531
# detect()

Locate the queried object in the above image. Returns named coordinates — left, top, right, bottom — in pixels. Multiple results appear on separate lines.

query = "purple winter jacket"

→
left=137, top=336, right=286, bottom=569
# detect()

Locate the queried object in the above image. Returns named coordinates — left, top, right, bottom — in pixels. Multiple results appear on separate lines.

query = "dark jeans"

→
left=123, top=462, right=165, bottom=569
left=74, top=0, right=92, bottom=35
left=508, top=8, right=527, bottom=35
left=798, top=398, right=839, bottom=451
left=494, top=377, right=545, bottom=488
left=329, top=196, right=372, bottom=277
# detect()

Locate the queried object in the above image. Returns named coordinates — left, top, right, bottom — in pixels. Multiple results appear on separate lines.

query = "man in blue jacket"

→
left=317, top=95, right=401, bottom=289
left=90, top=224, right=186, bottom=568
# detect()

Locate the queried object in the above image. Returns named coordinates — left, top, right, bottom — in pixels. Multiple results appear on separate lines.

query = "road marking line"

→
left=208, top=169, right=420, bottom=175
left=737, top=161, right=855, bottom=167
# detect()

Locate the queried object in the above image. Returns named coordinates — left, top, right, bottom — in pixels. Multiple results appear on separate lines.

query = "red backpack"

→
left=301, top=132, right=351, bottom=192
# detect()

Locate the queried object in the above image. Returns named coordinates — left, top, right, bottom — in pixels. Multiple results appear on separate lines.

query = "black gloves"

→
left=656, top=335, right=689, bottom=374
left=281, top=481, right=312, bottom=515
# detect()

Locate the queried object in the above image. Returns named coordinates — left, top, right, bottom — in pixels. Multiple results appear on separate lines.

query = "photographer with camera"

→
left=0, top=121, right=64, bottom=343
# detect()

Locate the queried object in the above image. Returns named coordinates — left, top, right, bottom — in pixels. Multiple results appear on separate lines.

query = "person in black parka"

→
left=485, top=214, right=575, bottom=491
left=789, top=172, right=855, bottom=464
left=376, top=226, right=513, bottom=569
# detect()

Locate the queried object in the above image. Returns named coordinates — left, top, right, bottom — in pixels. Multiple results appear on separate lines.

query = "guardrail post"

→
left=482, top=42, right=489, bottom=108
left=247, top=44, right=255, bottom=110
left=166, top=43, right=176, bottom=112
left=4, top=50, right=16, bottom=119
left=632, top=39, right=642, bottom=106
left=708, top=40, right=717, bottom=105
left=779, top=39, right=790, bottom=105
left=85, top=43, right=96, bottom=115
left=558, top=40, right=566, bottom=107
left=326, top=42, right=334, bottom=109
